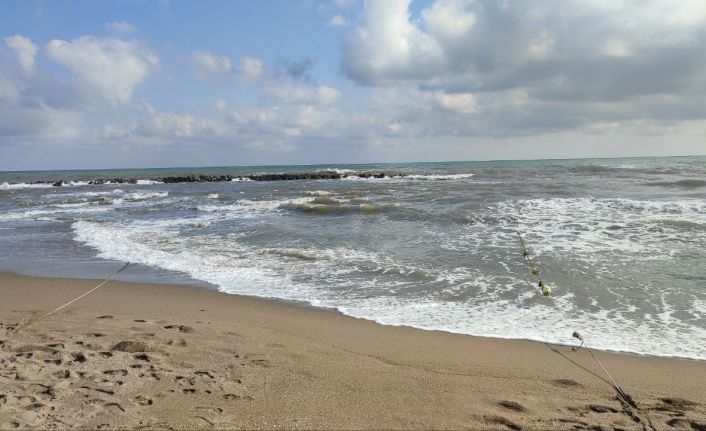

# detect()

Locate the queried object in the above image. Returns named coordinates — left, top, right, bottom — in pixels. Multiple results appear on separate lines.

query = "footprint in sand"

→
left=166, top=338, right=187, bottom=347
left=196, top=406, right=223, bottom=414
left=134, top=395, right=153, bottom=406
left=659, top=397, right=698, bottom=410
left=550, top=378, right=584, bottom=389
left=174, top=375, right=195, bottom=386
left=586, top=404, right=619, bottom=414
left=53, top=369, right=70, bottom=379
left=105, top=402, right=125, bottom=412
left=223, top=393, right=253, bottom=401
left=194, top=370, right=214, bottom=379
left=483, top=415, right=522, bottom=430
left=497, top=400, right=527, bottom=412
left=666, top=418, right=691, bottom=428
left=103, top=369, right=128, bottom=377
left=164, top=325, right=194, bottom=333
left=71, top=352, right=87, bottom=363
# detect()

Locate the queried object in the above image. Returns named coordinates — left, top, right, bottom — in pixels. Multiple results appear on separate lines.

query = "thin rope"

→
left=514, top=206, right=654, bottom=430
left=515, top=206, right=655, bottom=430
left=571, top=331, right=634, bottom=406
left=6, top=262, right=130, bottom=338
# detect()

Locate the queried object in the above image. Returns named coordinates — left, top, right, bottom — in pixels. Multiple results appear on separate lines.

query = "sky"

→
left=1, top=0, right=705, bottom=170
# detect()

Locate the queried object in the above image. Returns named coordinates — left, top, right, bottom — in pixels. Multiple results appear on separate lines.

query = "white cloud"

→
left=100, top=123, right=136, bottom=140
left=4, top=35, right=38, bottom=73
left=340, top=0, right=706, bottom=137
left=328, top=14, right=349, bottom=27
left=266, top=83, right=341, bottom=105
left=422, top=0, right=475, bottom=41
left=45, top=36, right=158, bottom=105
left=342, top=0, right=442, bottom=84
left=342, top=0, right=706, bottom=94
left=0, top=75, right=21, bottom=104
left=316, top=85, right=341, bottom=104
left=104, top=21, right=138, bottom=34
left=192, top=51, right=262, bottom=81
left=192, top=51, right=232, bottom=76
left=526, top=31, right=555, bottom=60
left=142, top=100, right=156, bottom=115
left=434, top=92, right=478, bottom=113
left=601, top=39, right=633, bottom=58
left=296, top=105, right=344, bottom=129
left=239, top=56, right=262, bottom=81
left=214, top=99, right=227, bottom=111
left=149, top=112, right=228, bottom=138
left=0, top=103, right=80, bottom=140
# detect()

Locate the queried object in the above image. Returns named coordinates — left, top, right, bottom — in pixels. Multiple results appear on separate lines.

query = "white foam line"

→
left=70, top=216, right=706, bottom=360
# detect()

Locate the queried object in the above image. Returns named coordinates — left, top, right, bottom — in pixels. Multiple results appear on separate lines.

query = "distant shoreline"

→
left=2, top=153, right=704, bottom=175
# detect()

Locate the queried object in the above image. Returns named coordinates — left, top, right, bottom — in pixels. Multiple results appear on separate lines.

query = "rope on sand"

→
left=6, top=262, right=130, bottom=338
left=514, top=207, right=655, bottom=430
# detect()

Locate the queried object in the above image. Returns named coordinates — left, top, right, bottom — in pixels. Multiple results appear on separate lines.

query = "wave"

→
left=285, top=201, right=399, bottom=215
left=0, top=182, right=54, bottom=190
left=645, top=179, right=706, bottom=189
left=340, top=172, right=476, bottom=181
left=0, top=206, right=114, bottom=222
left=403, top=173, right=476, bottom=180
left=301, top=190, right=333, bottom=196
left=566, top=164, right=684, bottom=175
left=197, top=195, right=400, bottom=216
left=505, top=197, right=706, bottom=257
left=71, top=218, right=706, bottom=360
left=121, top=191, right=169, bottom=201
left=197, top=197, right=316, bottom=214
left=0, top=180, right=100, bottom=190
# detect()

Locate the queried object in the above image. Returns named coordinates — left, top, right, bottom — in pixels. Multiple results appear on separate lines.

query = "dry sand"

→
left=0, top=272, right=704, bottom=430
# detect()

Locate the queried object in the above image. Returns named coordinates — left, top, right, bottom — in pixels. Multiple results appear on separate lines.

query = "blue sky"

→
left=1, top=0, right=705, bottom=170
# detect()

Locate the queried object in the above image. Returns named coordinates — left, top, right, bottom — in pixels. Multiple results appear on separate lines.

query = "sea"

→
left=1, top=156, right=705, bottom=360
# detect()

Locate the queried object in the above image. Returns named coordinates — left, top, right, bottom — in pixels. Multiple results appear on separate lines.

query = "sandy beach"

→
left=0, top=272, right=704, bottom=430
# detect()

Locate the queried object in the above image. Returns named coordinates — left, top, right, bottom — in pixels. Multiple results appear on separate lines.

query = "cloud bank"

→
left=339, top=0, right=706, bottom=138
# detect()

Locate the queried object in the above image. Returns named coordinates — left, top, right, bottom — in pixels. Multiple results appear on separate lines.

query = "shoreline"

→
left=6, top=269, right=701, bottom=363
left=1, top=272, right=705, bottom=429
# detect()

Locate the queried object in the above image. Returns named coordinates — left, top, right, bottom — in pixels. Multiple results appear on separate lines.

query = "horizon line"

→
left=1, top=153, right=704, bottom=174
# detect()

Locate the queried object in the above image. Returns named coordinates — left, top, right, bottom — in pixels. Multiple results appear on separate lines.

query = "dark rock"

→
left=33, top=170, right=364, bottom=187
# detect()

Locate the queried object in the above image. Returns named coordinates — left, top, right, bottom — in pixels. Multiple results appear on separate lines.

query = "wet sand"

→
left=0, top=272, right=704, bottom=430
